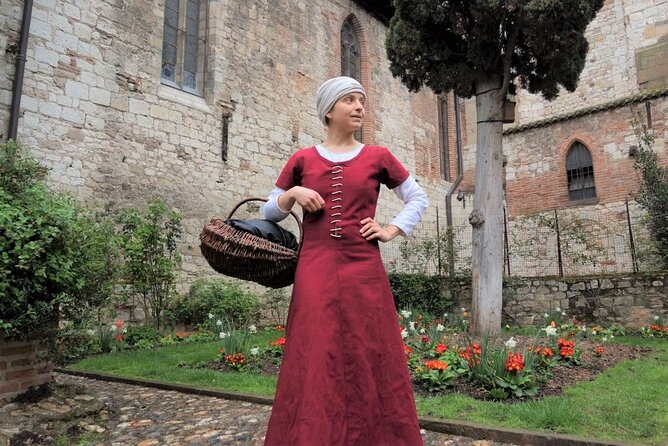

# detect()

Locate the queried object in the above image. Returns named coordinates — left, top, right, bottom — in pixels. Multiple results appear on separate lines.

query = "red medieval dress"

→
left=263, top=145, right=424, bottom=446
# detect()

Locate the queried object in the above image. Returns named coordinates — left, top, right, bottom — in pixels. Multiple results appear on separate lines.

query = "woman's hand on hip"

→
left=288, top=186, right=325, bottom=213
left=360, top=218, right=403, bottom=242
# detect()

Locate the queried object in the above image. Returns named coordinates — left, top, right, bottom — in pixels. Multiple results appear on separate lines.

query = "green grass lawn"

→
left=67, top=335, right=668, bottom=445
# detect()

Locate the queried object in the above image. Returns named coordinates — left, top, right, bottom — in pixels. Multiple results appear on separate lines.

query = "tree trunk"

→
left=470, top=77, right=504, bottom=335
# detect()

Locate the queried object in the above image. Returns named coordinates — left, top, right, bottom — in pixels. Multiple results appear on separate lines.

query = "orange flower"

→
left=557, top=338, right=575, bottom=358
left=435, top=343, right=448, bottom=354
left=403, top=344, right=414, bottom=356
left=594, top=346, right=605, bottom=357
left=650, top=324, right=661, bottom=332
left=115, top=319, right=123, bottom=329
left=505, top=352, right=525, bottom=372
left=275, top=325, right=285, bottom=331
left=663, top=327, right=668, bottom=333
left=542, top=347, right=554, bottom=357
left=114, top=334, right=123, bottom=342
left=472, top=342, right=481, bottom=356
left=175, top=331, right=188, bottom=339
left=270, top=337, right=286, bottom=347
left=425, top=359, right=448, bottom=371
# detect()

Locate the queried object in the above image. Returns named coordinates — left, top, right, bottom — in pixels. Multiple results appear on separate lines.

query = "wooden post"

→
left=470, top=77, right=504, bottom=335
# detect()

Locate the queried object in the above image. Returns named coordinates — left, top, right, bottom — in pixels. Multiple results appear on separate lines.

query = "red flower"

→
left=114, top=334, right=123, bottom=342
left=542, top=347, right=554, bottom=357
left=557, top=338, right=575, bottom=358
left=435, top=343, right=448, bottom=354
left=225, top=353, right=246, bottom=366
left=458, top=343, right=481, bottom=366
left=115, top=319, right=123, bottom=329
left=650, top=324, right=661, bottom=332
left=270, top=337, right=286, bottom=347
left=425, top=359, right=448, bottom=371
left=505, top=352, right=525, bottom=372
left=421, top=335, right=431, bottom=344
left=275, top=325, right=285, bottom=332
left=594, top=346, right=605, bottom=357
left=403, top=344, right=414, bottom=357
left=663, top=327, right=668, bottom=333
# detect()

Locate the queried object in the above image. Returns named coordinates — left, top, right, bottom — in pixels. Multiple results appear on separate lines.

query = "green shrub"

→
left=388, top=273, right=453, bottom=316
left=117, top=199, right=182, bottom=332
left=124, top=324, right=161, bottom=347
left=0, top=141, right=120, bottom=339
left=169, top=278, right=261, bottom=328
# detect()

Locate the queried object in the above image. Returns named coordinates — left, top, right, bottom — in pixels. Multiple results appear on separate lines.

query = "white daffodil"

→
left=409, top=321, right=416, bottom=331
left=419, top=328, right=426, bottom=334
left=504, top=337, right=517, bottom=348
left=655, top=315, right=660, bottom=320
left=250, top=347, right=259, bottom=356
left=555, top=307, right=561, bottom=312
left=249, top=324, right=257, bottom=334
left=602, top=336, right=608, bottom=342
left=544, top=326, right=558, bottom=337
left=443, top=313, right=448, bottom=318
left=460, top=307, right=466, bottom=312
left=436, top=324, right=445, bottom=332
left=401, top=328, right=408, bottom=339
left=400, top=310, right=412, bottom=318
left=208, top=313, right=214, bottom=319
left=86, top=329, right=95, bottom=336
left=216, top=320, right=223, bottom=326
left=219, top=331, right=229, bottom=339
left=544, top=313, right=550, bottom=318
left=561, top=311, right=567, bottom=316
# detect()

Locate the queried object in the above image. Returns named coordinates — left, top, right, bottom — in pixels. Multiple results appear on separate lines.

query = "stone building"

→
left=454, top=0, right=668, bottom=276
left=1, top=0, right=461, bottom=285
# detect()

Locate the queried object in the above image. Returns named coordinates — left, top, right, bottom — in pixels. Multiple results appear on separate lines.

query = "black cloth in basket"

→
left=199, top=198, right=302, bottom=288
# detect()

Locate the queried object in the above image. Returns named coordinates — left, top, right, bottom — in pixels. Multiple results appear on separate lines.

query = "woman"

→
left=262, top=76, right=429, bottom=446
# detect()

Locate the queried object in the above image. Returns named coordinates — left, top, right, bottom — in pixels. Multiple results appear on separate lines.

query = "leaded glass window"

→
left=161, top=0, right=206, bottom=95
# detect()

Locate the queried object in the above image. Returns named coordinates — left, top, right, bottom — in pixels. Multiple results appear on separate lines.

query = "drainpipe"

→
left=8, top=0, right=34, bottom=141
left=445, top=94, right=464, bottom=277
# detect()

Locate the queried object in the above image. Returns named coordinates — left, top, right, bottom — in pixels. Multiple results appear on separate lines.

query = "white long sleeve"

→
left=389, top=175, right=429, bottom=236
left=263, top=187, right=290, bottom=222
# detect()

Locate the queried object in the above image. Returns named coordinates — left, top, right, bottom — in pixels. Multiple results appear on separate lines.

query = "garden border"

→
left=56, top=368, right=641, bottom=446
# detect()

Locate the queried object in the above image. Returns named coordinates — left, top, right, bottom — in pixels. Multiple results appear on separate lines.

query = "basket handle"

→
left=226, top=197, right=304, bottom=249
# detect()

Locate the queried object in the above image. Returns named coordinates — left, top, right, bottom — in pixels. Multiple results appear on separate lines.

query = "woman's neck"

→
left=321, top=130, right=360, bottom=153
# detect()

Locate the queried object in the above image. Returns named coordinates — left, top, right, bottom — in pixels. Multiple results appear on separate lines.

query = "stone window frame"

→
left=160, top=0, right=209, bottom=97
left=565, top=140, right=597, bottom=202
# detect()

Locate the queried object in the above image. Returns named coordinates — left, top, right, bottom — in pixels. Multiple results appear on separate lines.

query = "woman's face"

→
left=326, top=92, right=366, bottom=131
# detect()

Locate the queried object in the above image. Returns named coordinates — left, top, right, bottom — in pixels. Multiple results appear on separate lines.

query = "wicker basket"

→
left=199, top=198, right=302, bottom=288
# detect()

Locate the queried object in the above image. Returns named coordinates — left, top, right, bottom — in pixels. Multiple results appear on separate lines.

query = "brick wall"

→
left=504, top=98, right=667, bottom=217
left=0, top=336, right=52, bottom=405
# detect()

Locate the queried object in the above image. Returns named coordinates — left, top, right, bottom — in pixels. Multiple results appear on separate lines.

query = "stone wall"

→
left=0, top=336, right=53, bottom=405
left=514, top=0, right=668, bottom=125
left=445, top=272, right=667, bottom=329
left=0, top=0, right=457, bottom=288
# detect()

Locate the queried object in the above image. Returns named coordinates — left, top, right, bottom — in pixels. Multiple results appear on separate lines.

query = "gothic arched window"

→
left=566, top=142, right=596, bottom=201
left=340, top=20, right=361, bottom=80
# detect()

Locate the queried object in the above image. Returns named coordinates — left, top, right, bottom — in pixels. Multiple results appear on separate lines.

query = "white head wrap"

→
left=315, top=76, right=366, bottom=125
